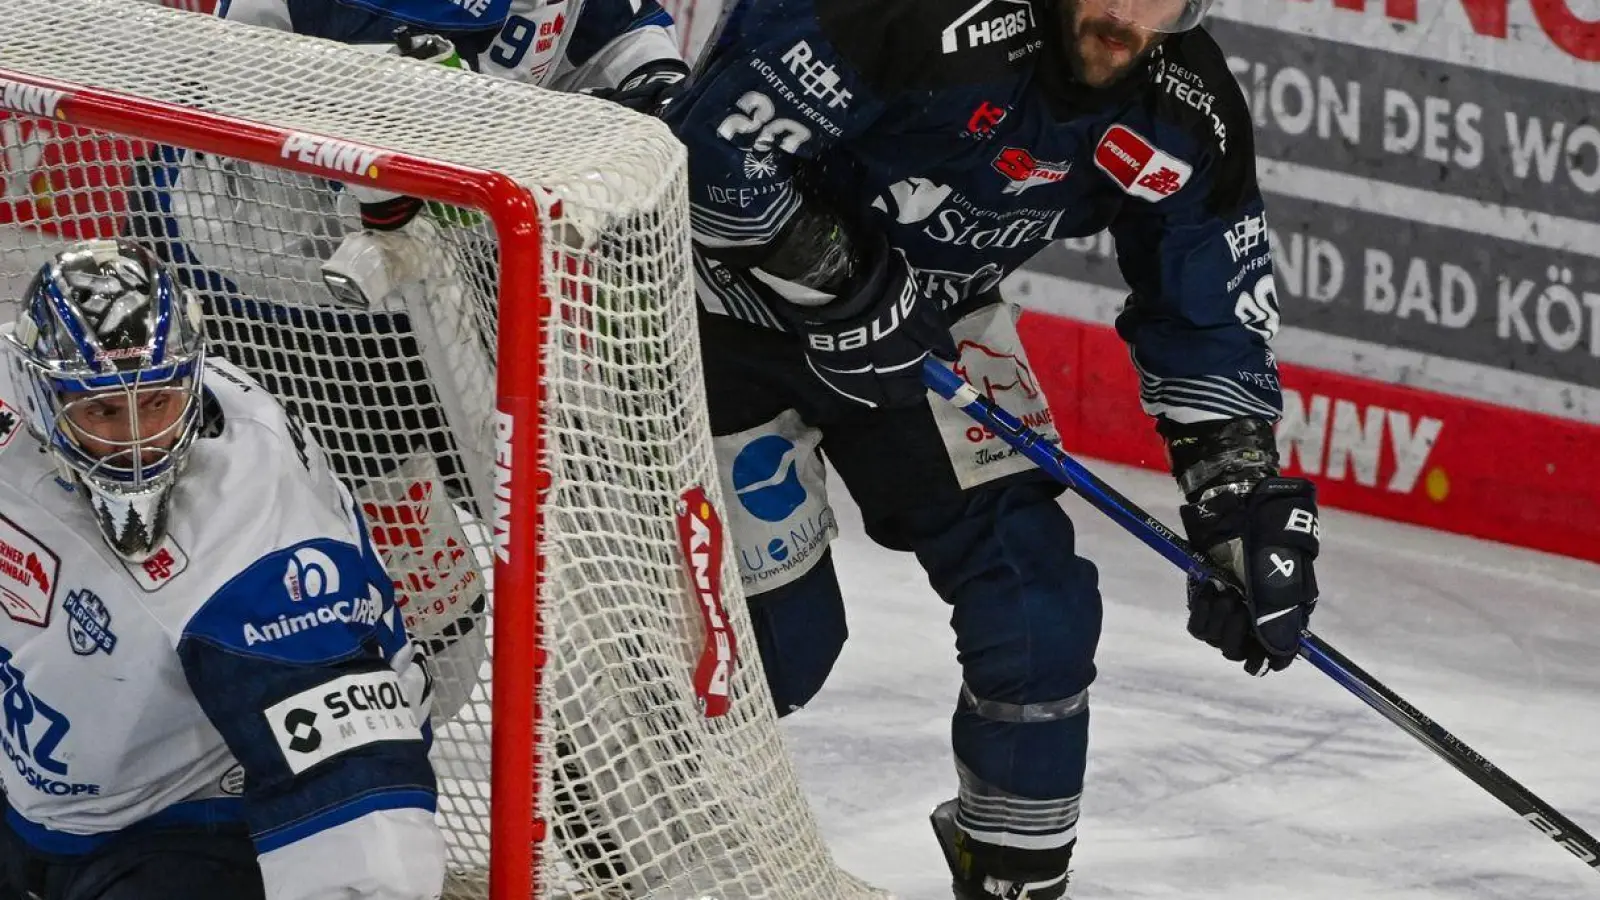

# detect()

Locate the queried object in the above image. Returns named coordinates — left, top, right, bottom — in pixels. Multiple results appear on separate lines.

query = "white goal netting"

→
left=0, top=1, right=890, bottom=898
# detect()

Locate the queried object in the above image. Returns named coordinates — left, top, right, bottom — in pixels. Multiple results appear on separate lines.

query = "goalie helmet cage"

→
left=0, top=2, right=892, bottom=899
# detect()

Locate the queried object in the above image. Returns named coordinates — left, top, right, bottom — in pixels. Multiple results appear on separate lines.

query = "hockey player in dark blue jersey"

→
left=664, top=0, right=1322, bottom=896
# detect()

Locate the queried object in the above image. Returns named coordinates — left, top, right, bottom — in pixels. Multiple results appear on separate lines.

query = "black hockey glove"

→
left=1166, top=419, right=1320, bottom=675
left=583, top=59, right=691, bottom=115
left=773, top=240, right=956, bottom=409
left=345, top=29, right=466, bottom=232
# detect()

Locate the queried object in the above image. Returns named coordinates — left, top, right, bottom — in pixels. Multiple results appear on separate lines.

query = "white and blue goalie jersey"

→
left=0, top=356, right=443, bottom=899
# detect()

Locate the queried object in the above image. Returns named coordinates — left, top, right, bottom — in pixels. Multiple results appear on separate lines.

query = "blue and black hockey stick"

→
left=923, top=357, right=1600, bottom=875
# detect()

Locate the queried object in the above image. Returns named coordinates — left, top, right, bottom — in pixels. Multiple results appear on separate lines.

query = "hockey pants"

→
left=0, top=805, right=263, bottom=900
left=701, top=300, right=1101, bottom=863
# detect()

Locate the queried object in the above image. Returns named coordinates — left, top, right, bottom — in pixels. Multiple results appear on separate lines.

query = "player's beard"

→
left=1055, top=0, right=1166, bottom=89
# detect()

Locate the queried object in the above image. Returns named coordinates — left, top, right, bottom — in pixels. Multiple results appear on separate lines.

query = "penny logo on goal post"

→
left=675, top=486, right=736, bottom=718
left=280, top=132, right=386, bottom=180
left=0, top=77, right=69, bottom=121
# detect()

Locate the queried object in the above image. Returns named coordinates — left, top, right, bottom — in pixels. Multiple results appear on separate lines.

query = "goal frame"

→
left=0, top=66, right=547, bottom=900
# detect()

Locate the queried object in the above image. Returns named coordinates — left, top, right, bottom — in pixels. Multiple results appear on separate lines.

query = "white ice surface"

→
left=787, top=459, right=1600, bottom=900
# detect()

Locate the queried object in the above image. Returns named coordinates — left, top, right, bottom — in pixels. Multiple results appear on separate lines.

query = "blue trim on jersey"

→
left=633, top=7, right=673, bottom=29
left=328, top=0, right=512, bottom=32
left=184, top=537, right=401, bottom=666
left=5, top=798, right=245, bottom=856
left=252, top=787, right=436, bottom=853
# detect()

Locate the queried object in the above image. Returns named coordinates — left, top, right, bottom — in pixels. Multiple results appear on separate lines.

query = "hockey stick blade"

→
left=922, top=357, right=1600, bottom=874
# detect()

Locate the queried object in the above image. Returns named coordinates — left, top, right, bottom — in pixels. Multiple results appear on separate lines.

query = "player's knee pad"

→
left=745, top=550, right=848, bottom=716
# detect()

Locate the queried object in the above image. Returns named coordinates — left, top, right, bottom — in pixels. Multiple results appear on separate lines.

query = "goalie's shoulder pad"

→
left=814, top=0, right=1041, bottom=94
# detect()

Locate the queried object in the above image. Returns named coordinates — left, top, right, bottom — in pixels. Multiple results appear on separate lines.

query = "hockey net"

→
left=0, top=2, right=890, bottom=898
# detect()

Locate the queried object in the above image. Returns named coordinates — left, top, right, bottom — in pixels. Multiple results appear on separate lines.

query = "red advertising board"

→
left=1020, top=310, right=1600, bottom=564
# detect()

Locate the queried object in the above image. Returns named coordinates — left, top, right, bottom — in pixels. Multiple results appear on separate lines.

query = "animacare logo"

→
left=280, top=133, right=385, bottom=180
left=283, top=546, right=341, bottom=603
left=0, top=78, right=67, bottom=120
left=675, top=486, right=735, bottom=718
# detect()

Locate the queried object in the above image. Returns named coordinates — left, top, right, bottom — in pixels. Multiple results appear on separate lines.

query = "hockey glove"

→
left=583, top=59, right=691, bottom=115
left=772, top=240, right=955, bottom=409
left=339, top=31, right=466, bottom=234
left=1166, top=419, right=1319, bottom=674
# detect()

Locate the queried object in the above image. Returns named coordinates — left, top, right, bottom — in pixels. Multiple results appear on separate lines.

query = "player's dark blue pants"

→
left=700, top=301, right=1101, bottom=867
left=0, top=807, right=263, bottom=900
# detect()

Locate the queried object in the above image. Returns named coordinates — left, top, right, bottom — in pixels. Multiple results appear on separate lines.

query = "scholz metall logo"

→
left=731, top=435, right=806, bottom=523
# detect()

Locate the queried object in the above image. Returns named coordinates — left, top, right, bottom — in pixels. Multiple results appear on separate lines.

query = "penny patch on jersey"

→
left=1093, top=125, right=1194, bottom=202
left=0, top=514, right=58, bottom=627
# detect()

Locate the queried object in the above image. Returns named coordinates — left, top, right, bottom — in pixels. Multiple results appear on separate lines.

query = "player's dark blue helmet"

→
left=5, top=239, right=207, bottom=561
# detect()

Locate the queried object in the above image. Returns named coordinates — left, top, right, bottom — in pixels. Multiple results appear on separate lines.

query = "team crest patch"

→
left=0, top=513, right=59, bottom=627
left=123, top=535, right=190, bottom=592
left=64, top=589, right=116, bottom=656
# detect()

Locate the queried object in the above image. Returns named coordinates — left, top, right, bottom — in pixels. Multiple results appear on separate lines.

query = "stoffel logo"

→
left=675, top=486, right=735, bottom=718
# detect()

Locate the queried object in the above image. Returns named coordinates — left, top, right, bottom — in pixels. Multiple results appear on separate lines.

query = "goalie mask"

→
left=6, top=240, right=206, bottom=562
